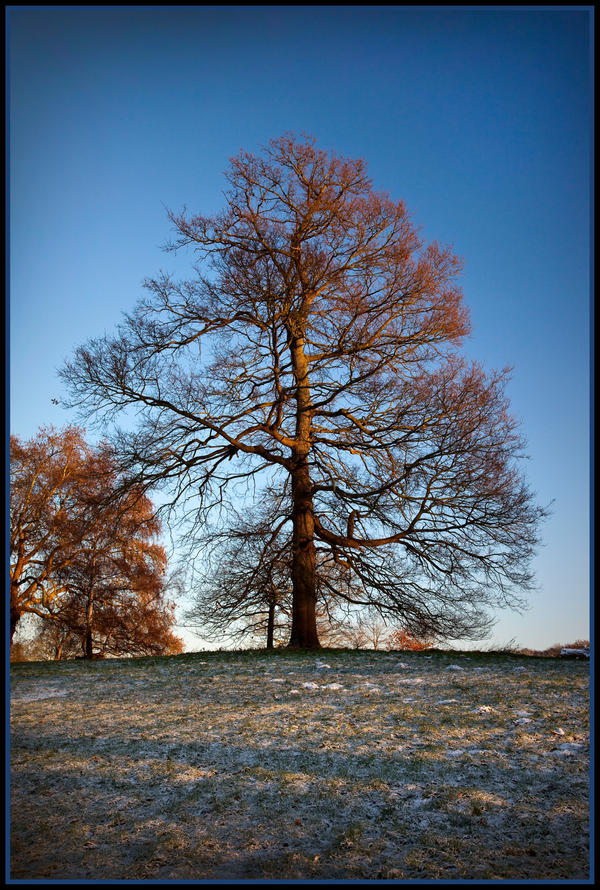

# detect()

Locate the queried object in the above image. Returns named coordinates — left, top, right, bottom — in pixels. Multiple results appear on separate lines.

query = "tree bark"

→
left=287, top=328, right=320, bottom=649
left=10, top=606, right=21, bottom=646
left=84, top=588, right=95, bottom=659
left=266, top=599, right=275, bottom=649
left=287, top=457, right=320, bottom=648
left=85, top=627, right=93, bottom=659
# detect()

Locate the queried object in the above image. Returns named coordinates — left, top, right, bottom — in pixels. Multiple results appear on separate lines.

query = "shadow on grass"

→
left=10, top=712, right=590, bottom=881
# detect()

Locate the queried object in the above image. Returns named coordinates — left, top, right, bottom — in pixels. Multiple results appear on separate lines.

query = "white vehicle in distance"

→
left=560, top=647, right=590, bottom=659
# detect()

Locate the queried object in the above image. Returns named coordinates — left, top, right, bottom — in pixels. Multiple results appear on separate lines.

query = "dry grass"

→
left=10, top=648, right=590, bottom=880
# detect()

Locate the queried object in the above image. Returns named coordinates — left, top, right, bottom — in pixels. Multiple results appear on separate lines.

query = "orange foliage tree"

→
left=10, top=426, right=182, bottom=658
left=10, top=426, right=94, bottom=642
left=61, top=134, right=549, bottom=649
left=388, top=628, right=434, bottom=651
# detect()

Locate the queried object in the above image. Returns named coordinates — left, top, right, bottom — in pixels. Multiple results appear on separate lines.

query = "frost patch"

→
left=548, top=743, right=586, bottom=757
left=12, top=687, right=69, bottom=702
left=9, top=649, right=590, bottom=882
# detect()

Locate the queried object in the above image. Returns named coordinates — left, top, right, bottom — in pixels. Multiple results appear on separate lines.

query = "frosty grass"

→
left=10, top=648, right=589, bottom=880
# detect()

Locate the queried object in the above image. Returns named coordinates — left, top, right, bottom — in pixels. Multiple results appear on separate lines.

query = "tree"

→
left=14, top=614, right=82, bottom=662
left=358, top=615, right=392, bottom=651
left=48, top=581, right=184, bottom=659
left=51, top=481, right=184, bottom=659
left=325, top=613, right=393, bottom=650
left=10, top=426, right=97, bottom=643
left=61, top=133, right=548, bottom=649
left=10, top=426, right=183, bottom=658
left=182, top=489, right=292, bottom=649
left=51, top=454, right=181, bottom=659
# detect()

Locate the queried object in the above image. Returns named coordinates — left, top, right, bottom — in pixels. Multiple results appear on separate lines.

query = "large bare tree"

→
left=61, top=133, right=548, bottom=648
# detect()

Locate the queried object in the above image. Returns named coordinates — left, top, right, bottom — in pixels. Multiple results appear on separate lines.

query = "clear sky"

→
left=8, top=6, right=592, bottom=652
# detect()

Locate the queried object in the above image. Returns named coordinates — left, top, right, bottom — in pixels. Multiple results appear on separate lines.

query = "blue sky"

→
left=8, top=6, right=592, bottom=651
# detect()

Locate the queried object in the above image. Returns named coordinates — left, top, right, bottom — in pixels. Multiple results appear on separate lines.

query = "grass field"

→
left=9, top=648, right=590, bottom=881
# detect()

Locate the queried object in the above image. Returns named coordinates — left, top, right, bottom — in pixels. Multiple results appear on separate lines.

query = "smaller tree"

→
left=52, top=472, right=183, bottom=658
left=10, top=426, right=95, bottom=642
left=360, top=615, right=392, bottom=650
left=85, top=585, right=184, bottom=658
left=334, top=621, right=369, bottom=650
left=24, top=616, right=82, bottom=661
left=10, top=426, right=183, bottom=658
left=183, top=496, right=292, bottom=649
left=328, top=614, right=391, bottom=650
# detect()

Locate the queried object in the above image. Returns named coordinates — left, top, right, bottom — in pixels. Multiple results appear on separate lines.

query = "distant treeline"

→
left=472, top=639, right=589, bottom=658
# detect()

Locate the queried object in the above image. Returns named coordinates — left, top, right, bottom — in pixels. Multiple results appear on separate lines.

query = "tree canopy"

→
left=61, top=133, right=548, bottom=648
left=10, top=425, right=182, bottom=658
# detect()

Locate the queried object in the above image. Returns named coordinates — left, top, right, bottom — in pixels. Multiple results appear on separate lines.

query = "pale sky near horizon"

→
left=8, top=6, right=592, bottom=651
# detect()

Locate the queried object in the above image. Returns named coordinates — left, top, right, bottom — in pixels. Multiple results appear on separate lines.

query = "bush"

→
left=387, top=629, right=434, bottom=651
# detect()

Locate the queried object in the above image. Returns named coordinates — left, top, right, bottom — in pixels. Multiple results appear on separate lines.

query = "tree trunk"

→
left=10, top=606, right=21, bottom=646
left=287, top=330, right=320, bottom=649
left=84, top=588, right=95, bottom=659
left=266, top=599, right=275, bottom=649
left=85, top=627, right=93, bottom=659
left=287, top=458, right=320, bottom=648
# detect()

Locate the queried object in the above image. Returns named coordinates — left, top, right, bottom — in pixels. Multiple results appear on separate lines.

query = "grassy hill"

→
left=9, top=648, right=590, bottom=880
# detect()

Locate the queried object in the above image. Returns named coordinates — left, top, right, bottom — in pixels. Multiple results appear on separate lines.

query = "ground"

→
left=9, top=648, right=590, bottom=880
